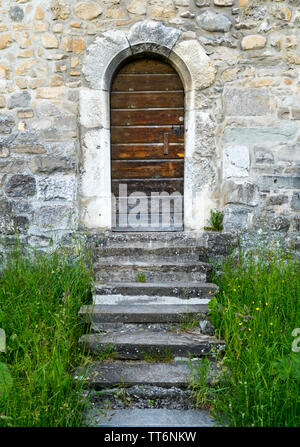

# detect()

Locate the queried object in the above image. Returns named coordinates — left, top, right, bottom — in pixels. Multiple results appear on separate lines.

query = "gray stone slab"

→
left=95, top=282, right=218, bottom=299
left=80, top=330, right=225, bottom=359
left=76, top=360, right=218, bottom=388
left=88, top=408, right=217, bottom=427
left=80, top=303, right=209, bottom=323
left=93, top=295, right=210, bottom=306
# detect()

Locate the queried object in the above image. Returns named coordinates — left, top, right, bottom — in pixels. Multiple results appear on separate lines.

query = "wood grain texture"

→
left=111, top=144, right=184, bottom=160
left=111, top=91, right=184, bottom=109
left=111, top=109, right=184, bottom=126
left=112, top=160, right=184, bottom=179
left=110, top=57, right=185, bottom=231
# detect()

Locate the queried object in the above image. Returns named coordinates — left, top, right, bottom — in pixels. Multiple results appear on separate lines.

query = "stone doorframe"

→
left=79, top=20, right=217, bottom=231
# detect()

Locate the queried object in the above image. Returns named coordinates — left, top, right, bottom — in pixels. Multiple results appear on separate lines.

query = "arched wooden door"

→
left=111, top=57, right=184, bottom=231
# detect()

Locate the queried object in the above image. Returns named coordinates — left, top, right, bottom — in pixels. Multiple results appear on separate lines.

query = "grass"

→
left=0, top=240, right=93, bottom=427
left=142, top=348, right=173, bottom=363
left=136, top=272, right=146, bottom=283
left=190, top=242, right=300, bottom=426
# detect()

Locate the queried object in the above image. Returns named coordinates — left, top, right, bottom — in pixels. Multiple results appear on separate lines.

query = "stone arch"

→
left=79, top=20, right=217, bottom=231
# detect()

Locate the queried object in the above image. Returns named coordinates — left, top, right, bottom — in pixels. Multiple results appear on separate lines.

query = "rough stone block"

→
left=241, top=35, right=266, bottom=50
left=5, top=175, right=36, bottom=197
left=127, top=20, right=181, bottom=57
left=7, top=91, right=31, bottom=109
left=223, top=205, right=254, bottom=231
left=223, top=180, right=259, bottom=206
left=223, top=123, right=298, bottom=146
left=35, top=205, right=75, bottom=230
left=83, top=30, right=132, bottom=90
left=259, top=176, right=300, bottom=191
left=223, top=145, right=250, bottom=178
left=79, top=89, right=109, bottom=129
left=291, top=192, right=300, bottom=210
left=223, top=88, right=270, bottom=116
left=74, top=2, right=103, bottom=20
left=30, top=156, right=76, bottom=175
left=196, top=10, right=232, bottom=32
left=268, top=215, right=290, bottom=232
left=37, top=175, right=76, bottom=201
left=0, top=115, right=15, bottom=134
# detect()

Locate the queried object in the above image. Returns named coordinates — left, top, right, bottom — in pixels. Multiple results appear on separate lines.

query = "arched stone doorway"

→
left=111, top=57, right=185, bottom=231
left=79, top=20, right=217, bottom=232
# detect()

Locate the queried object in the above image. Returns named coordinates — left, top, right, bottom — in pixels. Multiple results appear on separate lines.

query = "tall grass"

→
left=0, top=241, right=93, bottom=427
left=191, top=243, right=300, bottom=426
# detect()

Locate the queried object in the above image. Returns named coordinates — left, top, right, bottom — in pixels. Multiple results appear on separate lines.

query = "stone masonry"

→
left=0, top=0, right=300, bottom=252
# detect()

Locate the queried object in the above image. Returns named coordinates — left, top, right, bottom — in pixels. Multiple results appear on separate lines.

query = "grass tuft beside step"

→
left=0, top=241, right=93, bottom=427
left=190, top=243, right=300, bottom=427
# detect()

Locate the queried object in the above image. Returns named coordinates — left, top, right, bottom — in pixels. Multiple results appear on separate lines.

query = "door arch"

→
left=111, top=57, right=185, bottom=231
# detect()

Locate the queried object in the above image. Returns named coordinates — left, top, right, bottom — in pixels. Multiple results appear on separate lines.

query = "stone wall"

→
left=0, top=0, right=300, bottom=251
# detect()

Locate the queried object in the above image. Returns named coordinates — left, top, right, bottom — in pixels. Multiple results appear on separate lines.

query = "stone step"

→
left=86, top=408, right=217, bottom=427
left=80, top=330, right=225, bottom=359
left=76, top=360, right=219, bottom=389
left=93, top=246, right=209, bottom=263
left=79, top=301, right=210, bottom=324
left=94, top=260, right=212, bottom=283
left=95, top=282, right=218, bottom=299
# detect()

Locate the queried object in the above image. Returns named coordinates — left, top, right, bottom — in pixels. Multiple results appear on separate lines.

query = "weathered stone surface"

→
left=214, top=0, right=233, bottom=5
left=0, top=115, right=15, bottom=134
left=170, top=38, right=216, bottom=90
left=241, top=34, right=266, bottom=50
left=223, top=123, right=298, bottom=146
left=127, top=20, right=181, bottom=56
left=148, top=0, right=176, bottom=18
left=79, top=89, right=109, bottom=129
left=0, top=147, right=9, bottom=158
left=254, top=147, right=274, bottom=164
left=5, top=175, right=36, bottom=197
left=258, top=176, right=300, bottom=191
left=223, top=205, right=253, bottom=231
left=291, top=192, right=300, bottom=210
left=8, top=91, right=31, bottom=109
left=50, top=0, right=70, bottom=20
left=267, top=195, right=288, bottom=206
left=196, top=10, right=232, bottom=32
left=35, top=205, right=75, bottom=230
left=41, top=33, right=58, bottom=49
left=74, top=2, right=103, bottom=20
left=9, top=6, right=24, bottom=22
left=127, top=0, right=147, bottom=15
left=223, top=88, right=270, bottom=116
left=223, top=145, right=250, bottom=178
left=12, top=144, right=46, bottom=154
left=37, top=175, right=76, bottom=201
left=223, top=180, right=259, bottom=206
left=29, top=156, right=76, bottom=174
left=268, top=215, right=290, bottom=232
left=83, top=30, right=131, bottom=90
left=0, top=34, right=13, bottom=50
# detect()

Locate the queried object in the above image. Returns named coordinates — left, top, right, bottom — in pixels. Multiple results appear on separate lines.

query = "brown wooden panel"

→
left=111, top=126, right=184, bottom=144
left=112, top=160, right=184, bottom=179
left=111, top=144, right=184, bottom=160
left=112, top=74, right=183, bottom=92
left=112, top=180, right=184, bottom=196
left=111, top=91, right=184, bottom=109
left=118, top=59, right=175, bottom=74
left=111, top=109, right=184, bottom=126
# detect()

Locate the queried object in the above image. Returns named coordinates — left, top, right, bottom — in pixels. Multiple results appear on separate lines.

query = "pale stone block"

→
left=83, top=30, right=132, bottom=90
left=79, top=89, right=109, bottom=129
left=241, top=35, right=267, bottom=50
left=170, top=38, right=216, bottom=90
left=74, top=2, right=103, bottom=20
left=223, top=145, right=250, bottom=178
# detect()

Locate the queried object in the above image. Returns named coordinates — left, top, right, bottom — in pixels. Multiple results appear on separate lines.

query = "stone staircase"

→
left=77, top=232, right=230, bottom=427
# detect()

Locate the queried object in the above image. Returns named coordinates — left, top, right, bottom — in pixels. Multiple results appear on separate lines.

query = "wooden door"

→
left=111, top=57, right=184, bottom=231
